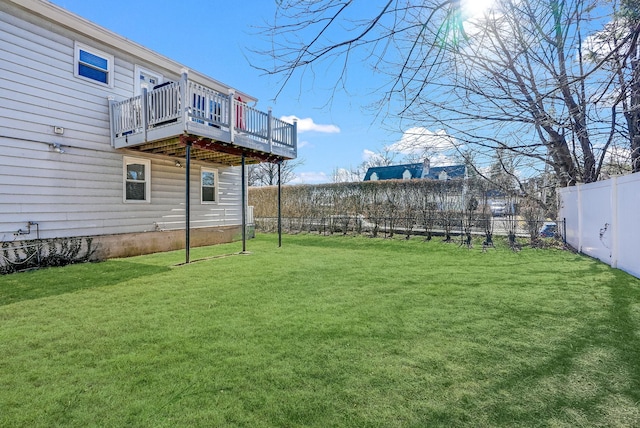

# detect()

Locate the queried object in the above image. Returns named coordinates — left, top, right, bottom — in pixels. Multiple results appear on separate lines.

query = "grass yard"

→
left=1, top=233, right=639, bottom=427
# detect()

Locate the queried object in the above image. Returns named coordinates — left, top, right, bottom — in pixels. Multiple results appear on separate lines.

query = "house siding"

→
left=0, top=3, right=243, bottom=245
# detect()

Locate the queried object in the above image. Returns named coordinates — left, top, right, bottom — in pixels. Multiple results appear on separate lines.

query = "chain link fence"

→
left=256, top=215, right=564, bottom=244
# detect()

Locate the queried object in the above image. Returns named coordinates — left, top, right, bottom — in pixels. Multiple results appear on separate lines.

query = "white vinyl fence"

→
left=558, top=173, right=640, bottom=279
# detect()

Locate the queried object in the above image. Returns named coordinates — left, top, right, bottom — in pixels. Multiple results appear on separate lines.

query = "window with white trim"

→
left=123, top=157, right=151, bottom=203
left=74, top=42, right=114, bottom=87
left=201, top=168, right=218, bottom=203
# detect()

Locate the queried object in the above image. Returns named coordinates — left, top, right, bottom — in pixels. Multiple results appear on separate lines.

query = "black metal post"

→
left=185, top=141, right=191, bottom=264
left=278, top=161, right=282, bottom=247
left=241, top=153, right=247, bottom=253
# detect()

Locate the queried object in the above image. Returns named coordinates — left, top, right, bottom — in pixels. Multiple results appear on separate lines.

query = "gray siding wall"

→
left=0, top=4, right=242, bottom=241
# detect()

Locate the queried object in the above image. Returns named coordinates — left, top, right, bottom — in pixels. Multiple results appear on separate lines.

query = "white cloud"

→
left=387, top=127, right=457, bottom=156
left=428, top=153, right=457, bottom=167
left=280, top=116, right=340, bottom=134
left=290, top=171, right=330, bottom=185
left=362, top=149, right=381, bottom=162
left=603, top=145, right=631, bottom=164
left=297, top=140, right=311, bottom=149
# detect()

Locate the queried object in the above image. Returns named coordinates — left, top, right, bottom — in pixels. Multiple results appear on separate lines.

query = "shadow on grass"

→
left=278, top=233, right=424, bottom=251
left=607, top=268, right=640, bottom=402
left=0, top=260, right=171, bottom=307
left=482, top=264, right=640, bottom=426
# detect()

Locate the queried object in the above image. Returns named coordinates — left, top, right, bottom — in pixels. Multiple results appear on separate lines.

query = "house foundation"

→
left=93, top=225, right=243, bottom=259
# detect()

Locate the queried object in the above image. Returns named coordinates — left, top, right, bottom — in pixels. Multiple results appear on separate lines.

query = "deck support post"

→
left=185, top=138, right=192, bottom=264
left=241, top=153, right=247, bottom=254
left=241, top=152, right=247, bottom=254
left=278, top=160, right=282, bottom=248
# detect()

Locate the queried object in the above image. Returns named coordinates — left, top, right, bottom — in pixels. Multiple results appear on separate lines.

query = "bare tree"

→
left=397, top=180, right=418, bottom=239
left=470, top=178, right=495, bottom=249
left=433, top=179, right=461, bottom=242
left=256, top=0, right=640, bottom=190
left=248, top=159, right=304, bottom=186
left=520, top=196, right=546, bottom=244
left=362, top=181, right=386, bottom=237
left=585, top=0, right=640, bottom=172
left=351, top=145, right=398, bottom=180
left=415, top=180, right=438, bottom=241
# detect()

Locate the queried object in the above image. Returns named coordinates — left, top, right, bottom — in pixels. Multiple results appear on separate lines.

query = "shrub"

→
left=0, top=237, right=99, bottom=274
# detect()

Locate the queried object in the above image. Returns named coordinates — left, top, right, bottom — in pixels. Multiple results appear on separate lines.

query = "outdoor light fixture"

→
left=50, top=143, right=65, bottom=153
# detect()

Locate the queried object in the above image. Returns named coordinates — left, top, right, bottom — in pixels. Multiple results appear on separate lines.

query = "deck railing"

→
left=149, top=81, right=182, bottom=127
left=110, top=95, right=143, bottom=134
left=109, top=73, right=296, bottom=158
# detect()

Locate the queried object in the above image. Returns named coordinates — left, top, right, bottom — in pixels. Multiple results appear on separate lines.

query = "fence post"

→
left=577, top=184, right=583, bottom=253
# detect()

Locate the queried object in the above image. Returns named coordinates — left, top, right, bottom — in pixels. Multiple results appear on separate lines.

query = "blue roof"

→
left=363, top=163, right=466, bottom=181
left=363, top=163, right=423, bottom=181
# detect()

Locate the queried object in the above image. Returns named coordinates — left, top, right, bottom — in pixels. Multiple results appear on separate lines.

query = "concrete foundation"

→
left=92, top=225, right=243, bottom=259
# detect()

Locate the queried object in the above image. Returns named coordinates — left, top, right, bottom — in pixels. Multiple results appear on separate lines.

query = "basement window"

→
left=124, top=157, right=151, bottom=203
left=201, top=168, right=218, bottom=203
left=74, top=42, right=113, bottom=87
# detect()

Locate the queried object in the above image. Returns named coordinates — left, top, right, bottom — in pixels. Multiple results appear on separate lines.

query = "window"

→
left=201, top=168, right=218, bottom=203
left=123, top=157, right=151, bottom=202
left=74, top=42, right=113, bottom=86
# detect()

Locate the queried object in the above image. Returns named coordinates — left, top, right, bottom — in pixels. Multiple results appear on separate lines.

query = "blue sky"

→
left=51, top=0, right=407, bottom=184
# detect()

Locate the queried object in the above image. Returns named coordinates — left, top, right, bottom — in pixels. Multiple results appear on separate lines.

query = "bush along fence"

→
left=0, top=237, right=99, bottom=274
left=249, top=179, right=563, bottom=249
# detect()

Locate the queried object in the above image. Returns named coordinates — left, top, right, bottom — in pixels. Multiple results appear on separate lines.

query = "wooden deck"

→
left=109, top=74, right=297, bottom=165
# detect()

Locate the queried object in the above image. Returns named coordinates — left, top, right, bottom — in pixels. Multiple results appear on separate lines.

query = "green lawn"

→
left=1, top=234, right=639, bottom=427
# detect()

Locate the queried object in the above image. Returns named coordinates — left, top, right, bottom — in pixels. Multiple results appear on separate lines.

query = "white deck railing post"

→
left=292, top=118, right=298, bottom=157
left=141, top=87, right=148, bottom=142
left=228, top=89, right=236, bottom=143
left=108, top=96, right=116, bottom=147
left=268, top=107, right=273, bottom=153
left=180, top=70, right=189, bottom=125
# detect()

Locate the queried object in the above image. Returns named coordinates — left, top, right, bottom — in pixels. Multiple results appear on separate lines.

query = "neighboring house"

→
left=363, top=159, right=466, bottom=181
left=0, top=0, right=296, bottom=259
